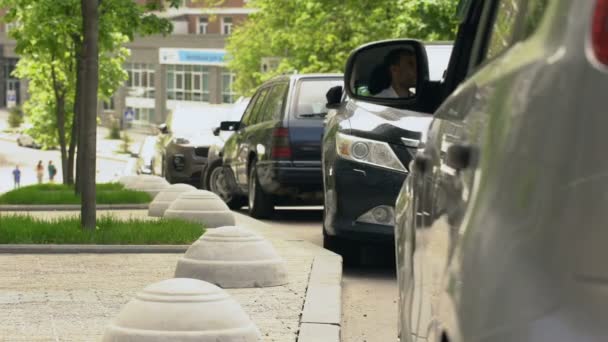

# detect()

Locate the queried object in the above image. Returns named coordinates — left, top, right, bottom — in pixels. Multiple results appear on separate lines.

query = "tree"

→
left=226, top=0, right=458, bottom=95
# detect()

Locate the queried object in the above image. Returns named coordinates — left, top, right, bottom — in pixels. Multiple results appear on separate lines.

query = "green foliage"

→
left=0, top=0, right=177, bottom=157
left=227, top=0, right=459, bottom=95
left=7, top=106, right=23, bottom=128
left=0, top=183, right=152, bottom=205
left=0, top=215, right=204, bottom=244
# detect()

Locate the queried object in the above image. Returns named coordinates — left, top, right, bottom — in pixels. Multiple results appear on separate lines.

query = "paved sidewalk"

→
left=0, top=210, right=340, bottom=342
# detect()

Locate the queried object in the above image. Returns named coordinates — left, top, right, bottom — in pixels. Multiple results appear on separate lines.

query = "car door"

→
left=234, top=86, right=272, bottom=188
left=224, top=90, right=261, bottom=186
left=410, top=0, right=550, bottom=340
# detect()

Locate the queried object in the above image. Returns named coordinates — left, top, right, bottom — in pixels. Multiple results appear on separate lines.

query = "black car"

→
left=321, top=43, right=452, bottom=255
left=200, top=97, right=250, bottom=208
left=219, top=74, right=343, bottom=218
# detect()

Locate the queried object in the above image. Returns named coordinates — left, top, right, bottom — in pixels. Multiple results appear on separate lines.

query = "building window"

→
left=222, top=17, right=233, bottom=35
left=125, top=63, right=155, bottom=99
left=133, top=108, right=155, bottom=125
left=103, top=97, right=115, bottom=111
left=166, top=65, right=210, bottom=102
left=198, top=17, right=208, bottom=34
left=222, top=72, right=236, bottom=103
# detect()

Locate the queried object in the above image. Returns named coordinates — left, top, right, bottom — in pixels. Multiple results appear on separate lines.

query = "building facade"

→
left=0, top=0, right=253, bottom=132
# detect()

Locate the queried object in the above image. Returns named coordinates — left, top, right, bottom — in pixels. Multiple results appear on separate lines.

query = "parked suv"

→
left=157, top=103, right=234, bottom=185
left=322, top=43, right=452, bottom=257
left=344, top=0, right=608, bottom=341
left=220, top=74, right=343, bottom=218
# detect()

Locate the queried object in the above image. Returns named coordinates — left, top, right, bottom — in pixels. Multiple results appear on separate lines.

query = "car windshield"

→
left=425, top=44, right=453, bottom=81
left=171, top=107, right=234, bottom=134
left=295, top=78, right=343, bottom=119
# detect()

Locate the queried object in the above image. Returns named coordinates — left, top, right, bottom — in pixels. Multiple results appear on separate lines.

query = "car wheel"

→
left=248, top=160, right=274, bottom=219
left=16, top=138, right=22, bottom=147
left=207, top=160, right=246, bottom=210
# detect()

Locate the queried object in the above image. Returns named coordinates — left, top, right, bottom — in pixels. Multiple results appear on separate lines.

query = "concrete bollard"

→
left=164, top=190, right=235, bottom=228
left=175, top=226, right=288, bottom=288
left=148, top=183, right=197, bottom=217
left=102, top=278, right=261, bottom=342
left=128, top=175, right=170, bottom=197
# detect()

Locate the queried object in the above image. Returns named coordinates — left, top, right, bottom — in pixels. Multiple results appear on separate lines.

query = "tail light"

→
left=271, top=127, right=292, bottom=159
left=593, top=0, right=608, bottom=64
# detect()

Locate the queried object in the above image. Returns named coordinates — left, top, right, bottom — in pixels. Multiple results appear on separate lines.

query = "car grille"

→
left=194, top=147, right=210, bottom=158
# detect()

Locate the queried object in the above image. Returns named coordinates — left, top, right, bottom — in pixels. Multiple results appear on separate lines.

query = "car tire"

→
left=205, top=160, right=246, bottom=210
left=248, top=160, right=274, bottom=219
left=16, top=138, right=22, bottom=147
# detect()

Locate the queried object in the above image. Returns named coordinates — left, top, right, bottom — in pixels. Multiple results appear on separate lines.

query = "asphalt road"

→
left=247, top=207, right=399, bottom=342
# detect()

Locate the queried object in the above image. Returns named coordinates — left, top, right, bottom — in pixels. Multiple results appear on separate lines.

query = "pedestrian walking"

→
left=12, top=165, right=21, bottom=189
left=36, top=160, right=44, bottom=184
left=48, top=161, right=57, bottom=183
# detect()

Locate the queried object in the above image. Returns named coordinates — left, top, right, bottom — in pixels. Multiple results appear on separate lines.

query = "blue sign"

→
left=178, top=50, right=225, bottom=64
left=124, top=108, right=135, bottom=122
left=160, top=48, right=228, bottom=66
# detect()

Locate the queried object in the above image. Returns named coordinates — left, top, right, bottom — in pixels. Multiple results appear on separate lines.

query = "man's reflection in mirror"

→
left=371, top=48, right=417, bottom=98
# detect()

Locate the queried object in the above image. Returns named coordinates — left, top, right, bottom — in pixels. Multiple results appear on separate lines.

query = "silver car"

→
left=342, top=0, right=608, bottom=341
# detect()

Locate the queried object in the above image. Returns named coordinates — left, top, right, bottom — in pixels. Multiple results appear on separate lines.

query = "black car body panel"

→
left=322, top=99, right=432, bottom=242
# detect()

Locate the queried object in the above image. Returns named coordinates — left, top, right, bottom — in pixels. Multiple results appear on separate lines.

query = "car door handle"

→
left=446, top=144, right=478, bottom=170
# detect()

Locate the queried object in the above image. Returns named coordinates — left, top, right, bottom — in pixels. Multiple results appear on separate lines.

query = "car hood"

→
left=346, top=100, right=433, bottom=146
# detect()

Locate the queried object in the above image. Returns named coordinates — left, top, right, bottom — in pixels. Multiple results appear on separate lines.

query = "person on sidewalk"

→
left=48, top=161, right=57, bottom=183
left=36, top=160, right=44, bottom=184
left=12, top=165, right=21, bottom=189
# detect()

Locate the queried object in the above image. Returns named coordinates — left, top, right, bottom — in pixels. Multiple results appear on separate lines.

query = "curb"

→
left=0, top=244, right=189, bottom=254
left=0, top=204, right=149, bottom=211
left=298, top=253, right=343, bottom=342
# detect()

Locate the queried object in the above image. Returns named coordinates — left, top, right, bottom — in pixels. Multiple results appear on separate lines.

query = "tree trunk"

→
left=80, top=0, right=99, bottom=230
left=56, top=94, right=69, bottom=185
left=50, top=62, right=69, bottom=186
left=74, top=43, right=84, bottom=194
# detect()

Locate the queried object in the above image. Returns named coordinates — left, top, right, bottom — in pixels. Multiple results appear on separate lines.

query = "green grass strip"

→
left=0, top=183, right=151, bottom=205
left=0, top=215, right=203, bottom=245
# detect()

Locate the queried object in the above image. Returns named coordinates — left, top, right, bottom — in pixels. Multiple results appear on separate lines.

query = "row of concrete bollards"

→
left=108, top=175, right=288, bottom=341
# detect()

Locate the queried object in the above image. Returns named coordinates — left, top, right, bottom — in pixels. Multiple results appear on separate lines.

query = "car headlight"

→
left=336, top=132, right=407, bottom=172
left=173, top=137, right=190, bottom=145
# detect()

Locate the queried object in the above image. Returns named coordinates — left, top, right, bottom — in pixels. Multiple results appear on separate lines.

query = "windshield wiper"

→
left=298, top=113, right=327, bottom=118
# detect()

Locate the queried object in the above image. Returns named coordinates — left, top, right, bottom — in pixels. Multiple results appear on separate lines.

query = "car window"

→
left=484, top=0, right=549, bottom=62
left=294, top=78, right=343, bottom=119
left=485, top=0, right=525, bottom=60
left=241, top=92, right=261, bottom=126
left=247, top=87, right=271, bottom=125
left=520, top=0, right=549, bottom=39
left=259, top=83, right=289, bottom=122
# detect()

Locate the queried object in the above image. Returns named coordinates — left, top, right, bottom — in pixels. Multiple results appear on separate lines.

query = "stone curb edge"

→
left=0, top=204, right=149, bottom=211
left=298, top=253, right=343, bottom=342
left=0, top=244, right=189, bottom=254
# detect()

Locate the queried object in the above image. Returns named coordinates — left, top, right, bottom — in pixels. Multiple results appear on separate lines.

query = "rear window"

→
left=294, top=78, right=343, bottom=119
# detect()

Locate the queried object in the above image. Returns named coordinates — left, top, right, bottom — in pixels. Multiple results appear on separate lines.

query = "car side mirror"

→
left=212, top=127, right=221, bottom=136
left=220, top=121, right=240, bottom=132
left=344, top=39, right=430, bottom=107
left=158, top=123, right=168, bottom=134
left=326, top=85, right=343, bottom=109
